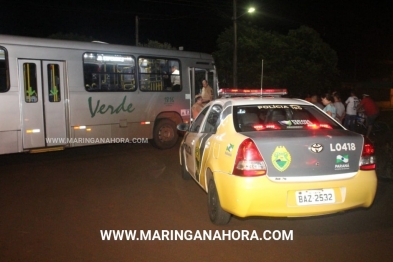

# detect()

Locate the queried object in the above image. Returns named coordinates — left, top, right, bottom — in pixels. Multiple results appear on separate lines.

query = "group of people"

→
left=308, top=91, right=379, bottom=137
left=191, top=79, right=213, bottom=118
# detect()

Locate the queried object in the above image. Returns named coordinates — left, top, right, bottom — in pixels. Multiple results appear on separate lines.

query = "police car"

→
left=177, top=89, right=377, bottom=225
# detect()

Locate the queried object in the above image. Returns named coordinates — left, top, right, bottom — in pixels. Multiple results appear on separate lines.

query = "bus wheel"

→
left=153, top=119, right=178, bottom=149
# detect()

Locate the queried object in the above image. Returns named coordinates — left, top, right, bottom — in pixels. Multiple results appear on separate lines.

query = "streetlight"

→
left=233, top=1, right=255, bottom=87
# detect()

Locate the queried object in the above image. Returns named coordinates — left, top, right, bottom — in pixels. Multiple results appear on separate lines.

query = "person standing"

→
left=201, top=79, right=213, bottom=104
left=344, top=91, right=359, bottom=131
left=310, top=94, right=324, bottom=109
left=321, top=93, right=337, bottom=119
left=358, top=94, right=379, bottom=137
left=170, top=65, right=180, bottom=91
left=192, top=95, right=204, bottom=118
left=333, top=92, right=345, bottom=124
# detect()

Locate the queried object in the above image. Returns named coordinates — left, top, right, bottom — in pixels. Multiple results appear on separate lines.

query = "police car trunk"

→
left=231, top=101, right=375, bottom=182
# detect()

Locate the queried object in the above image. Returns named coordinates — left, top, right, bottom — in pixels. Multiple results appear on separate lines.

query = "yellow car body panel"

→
left=213, top=170, right=377, bottom=218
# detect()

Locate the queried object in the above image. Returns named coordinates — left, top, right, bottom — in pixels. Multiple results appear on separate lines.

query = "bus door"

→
left=188, top=68, right=215, bottom=119
left=18, top=60, right=68, bottom=149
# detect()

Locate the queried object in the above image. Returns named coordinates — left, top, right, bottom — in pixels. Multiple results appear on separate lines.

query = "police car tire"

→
left=181, top=152, right=192, bottom=180
left=208, top=179, right=231, bottom=225
left=153, top=119, right=178, bottom=149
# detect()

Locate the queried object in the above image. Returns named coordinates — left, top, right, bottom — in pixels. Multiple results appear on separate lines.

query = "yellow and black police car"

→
left=177, top=89, right=377, bottom=225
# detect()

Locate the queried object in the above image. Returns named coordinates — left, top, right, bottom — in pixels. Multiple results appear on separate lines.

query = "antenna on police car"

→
left=260, top=59, right=264, bottom=96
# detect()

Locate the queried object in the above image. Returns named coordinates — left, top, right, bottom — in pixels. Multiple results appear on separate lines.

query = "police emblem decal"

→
left=272, top=146, right=292, bottom=172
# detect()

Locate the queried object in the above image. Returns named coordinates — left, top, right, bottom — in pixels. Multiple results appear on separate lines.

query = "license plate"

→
left=295, top=189, right=335, bottom=206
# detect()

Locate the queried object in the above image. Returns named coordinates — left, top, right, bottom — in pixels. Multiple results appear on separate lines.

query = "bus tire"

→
left=153, top=119, right=178, bottom=149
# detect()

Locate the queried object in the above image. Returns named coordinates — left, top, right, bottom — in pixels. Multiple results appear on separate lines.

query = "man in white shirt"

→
left=170, top=65, right=180, bottom=91
left=344, top=91, right=359, bottom=131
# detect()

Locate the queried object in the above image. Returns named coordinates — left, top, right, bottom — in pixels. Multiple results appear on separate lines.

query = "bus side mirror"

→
left=177, top=123, right=189, bottom=131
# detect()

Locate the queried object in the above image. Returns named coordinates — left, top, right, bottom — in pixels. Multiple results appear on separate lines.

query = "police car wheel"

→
left=153, top=119, right=178, bottom=149
left=181, top=151, right=192, bottom=180
left=208, top=179, right=231, bottom=225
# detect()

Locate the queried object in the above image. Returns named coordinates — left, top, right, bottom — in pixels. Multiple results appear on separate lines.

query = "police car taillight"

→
left=360, top=137, right=376, bottom=170
left=219, top=88, right=287, bottom=97
left=233, top=139, right=267, bottom=176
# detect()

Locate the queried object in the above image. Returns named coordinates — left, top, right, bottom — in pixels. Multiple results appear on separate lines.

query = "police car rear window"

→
left=234, top=105, right=342, bottom=132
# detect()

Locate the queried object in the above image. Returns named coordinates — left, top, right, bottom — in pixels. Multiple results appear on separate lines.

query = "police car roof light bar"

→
left=219, top=88, right=287, bottom=98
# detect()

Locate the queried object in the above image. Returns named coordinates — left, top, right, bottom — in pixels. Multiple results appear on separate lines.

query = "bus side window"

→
left=83, top=53, right=136, bottom=92
left=138, top=57, right=181, bottom=92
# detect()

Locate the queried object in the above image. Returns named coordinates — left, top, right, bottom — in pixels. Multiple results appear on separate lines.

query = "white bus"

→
left=0, top=34, right=217, bottom=154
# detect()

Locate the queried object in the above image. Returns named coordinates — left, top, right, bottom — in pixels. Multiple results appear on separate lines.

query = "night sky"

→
left=1, top=0, right=392, bottom=81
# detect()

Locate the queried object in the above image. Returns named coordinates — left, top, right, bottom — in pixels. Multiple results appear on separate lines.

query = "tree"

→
left=213, top=24, right=339, bottom=96
left=282, top=26, right=339, bottom=96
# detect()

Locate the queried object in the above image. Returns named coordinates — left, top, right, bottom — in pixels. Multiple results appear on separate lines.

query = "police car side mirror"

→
left=177, top=123, right=189, bottom=131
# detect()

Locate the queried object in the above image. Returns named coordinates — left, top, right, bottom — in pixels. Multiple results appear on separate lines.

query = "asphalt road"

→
left=1, top=141, right=393, bottom=262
